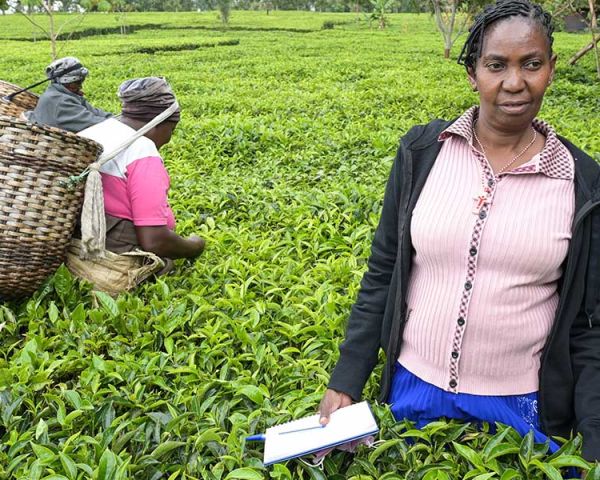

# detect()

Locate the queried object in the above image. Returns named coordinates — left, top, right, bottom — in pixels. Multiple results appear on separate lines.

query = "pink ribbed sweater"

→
left=398, top=107, right=575, bottom=395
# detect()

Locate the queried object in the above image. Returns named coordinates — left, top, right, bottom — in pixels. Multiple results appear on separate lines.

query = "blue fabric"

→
left=388, top=362, right=560, bottom=452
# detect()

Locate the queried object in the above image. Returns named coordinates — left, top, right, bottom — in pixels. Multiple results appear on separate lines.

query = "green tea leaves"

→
left=225, top=467, right=265, bottom=480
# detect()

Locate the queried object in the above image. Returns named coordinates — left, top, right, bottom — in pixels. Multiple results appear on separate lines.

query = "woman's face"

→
left=154, top=120, right=179, bottom=150
left=468, top=16, right=556, bottom=132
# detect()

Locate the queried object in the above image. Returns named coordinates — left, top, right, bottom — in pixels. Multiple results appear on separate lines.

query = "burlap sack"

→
left=66, top=238, right=164, bottom=296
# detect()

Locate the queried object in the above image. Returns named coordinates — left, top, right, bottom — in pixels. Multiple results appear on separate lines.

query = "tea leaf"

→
left=35, top=419, right=48, bottom=441
left=97, top=449, right=117, bottom=480
left=452, top=442, right=484, bottom=470
left=499, top=470, right=520, bottom=480
left=93, top=291, right=119, bottom=317
left=30, top=443, right=56, bottom=465
left=238, top=385, right=266, bottom=404
left=225, top=468, right=264, bottom=480
left=151, top=441, right=186, bottom=459
left=587, top=464, right=600, bottom=480
left=518, top=430, right=534, bottom=466
left=59, top=452, right=78, bottom=480
left=530, top=459, right=562, bottom=480
left=422, top=470, right=450, bottom=480
left=548, top=454, right=590, bottom=469
left=485, top=444, right=520, bottom=461
left=368, top=439, right=403, bottom=463
left=470, top=474, right=497, bottom=480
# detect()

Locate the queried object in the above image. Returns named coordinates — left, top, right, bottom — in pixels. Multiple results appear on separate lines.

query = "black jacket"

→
left=328, top=119, right=600, bottom=460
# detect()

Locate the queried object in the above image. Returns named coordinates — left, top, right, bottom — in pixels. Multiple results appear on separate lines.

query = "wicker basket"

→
left=0, top=115, right=102, bottom=299
left=0, top=80, right=39, bottom=118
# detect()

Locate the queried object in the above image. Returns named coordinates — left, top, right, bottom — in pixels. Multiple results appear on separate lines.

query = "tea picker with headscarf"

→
left=68, top=77, right=205, bottom=293
left=27, top=56, right=112, bottom=133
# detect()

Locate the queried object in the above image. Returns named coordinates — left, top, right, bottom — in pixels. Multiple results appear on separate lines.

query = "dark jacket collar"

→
left=559, top=135, right=600, bottom=203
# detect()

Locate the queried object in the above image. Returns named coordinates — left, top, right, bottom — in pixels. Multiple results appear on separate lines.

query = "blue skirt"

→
left=388, top=362, right=560, bottom=452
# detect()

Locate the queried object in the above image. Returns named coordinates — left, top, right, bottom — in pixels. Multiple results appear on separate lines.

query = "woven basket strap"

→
left=78, top=101, right=180, bottom=260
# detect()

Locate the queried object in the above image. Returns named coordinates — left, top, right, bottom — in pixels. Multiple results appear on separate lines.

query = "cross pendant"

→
left=473, top=187, right=492, bottom=214
left=473, top=195, right=487, bottom=214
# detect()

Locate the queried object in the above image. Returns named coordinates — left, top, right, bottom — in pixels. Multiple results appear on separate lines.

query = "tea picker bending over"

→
left=68, top=77, right=205, bottom=293
left=319, top=0, right=600, bottom=465
left=27, top=57, right=112, bottom=133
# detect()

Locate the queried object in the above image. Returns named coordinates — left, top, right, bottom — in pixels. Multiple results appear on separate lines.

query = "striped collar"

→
left=439, top=106, right=574, bottom=180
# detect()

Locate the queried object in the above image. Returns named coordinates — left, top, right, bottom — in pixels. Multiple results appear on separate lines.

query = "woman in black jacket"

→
left=319, top=0, right=600, bottom=461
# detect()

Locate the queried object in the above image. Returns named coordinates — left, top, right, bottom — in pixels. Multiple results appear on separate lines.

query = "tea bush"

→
left=0, top=10, right=598, bottom=480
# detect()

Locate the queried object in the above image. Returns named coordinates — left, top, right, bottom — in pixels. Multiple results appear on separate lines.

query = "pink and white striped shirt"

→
left=398, top=107, right=575, bottom=395
left=79, top=118, right=176, bottom=229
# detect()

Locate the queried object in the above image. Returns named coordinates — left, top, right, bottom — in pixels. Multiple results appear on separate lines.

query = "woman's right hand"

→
left=137, top=226, right=205, bottom=259
left=319, top=388, right=353, bottom=425
left=186, top=235, right=206, bottom=257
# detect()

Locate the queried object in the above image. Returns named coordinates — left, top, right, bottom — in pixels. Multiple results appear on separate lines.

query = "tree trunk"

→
left=589, top=0, right=598, bottom=29
left=46, top=2, right=57, bottom=60
left=432, top=0, right=459, bottom=59
left=591, top=30, right=600, bottom=79
left=448, top=0, right=457, bottom=41
left=569, top=34, right=600, bottom=65
left=588, top=0, right=600, bottom=78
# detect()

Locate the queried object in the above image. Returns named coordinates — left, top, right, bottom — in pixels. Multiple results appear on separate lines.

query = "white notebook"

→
left=263, top=401, right=379, bottom=466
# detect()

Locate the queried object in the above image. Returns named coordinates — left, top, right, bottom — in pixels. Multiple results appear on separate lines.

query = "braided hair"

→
left=457, top=0, right=554, bottom=70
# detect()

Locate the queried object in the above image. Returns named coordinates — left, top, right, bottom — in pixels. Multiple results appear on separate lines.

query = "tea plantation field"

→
left=1, top=10, right=599, bottom=480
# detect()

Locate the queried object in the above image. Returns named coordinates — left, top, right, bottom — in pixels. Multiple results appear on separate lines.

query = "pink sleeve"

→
left=125, top=156, right=176, bottom=229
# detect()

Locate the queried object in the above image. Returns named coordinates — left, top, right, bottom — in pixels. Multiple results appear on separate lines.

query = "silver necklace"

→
left=472, top=121, right=537, bottom=175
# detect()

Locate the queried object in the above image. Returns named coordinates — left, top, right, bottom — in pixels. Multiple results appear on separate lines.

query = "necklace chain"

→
left=472, top=121, right=537, bottom=176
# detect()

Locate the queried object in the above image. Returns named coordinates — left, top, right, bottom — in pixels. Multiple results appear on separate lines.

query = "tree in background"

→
left=130, top=0, right=202, bottom=10
left=15, top=0, right=124, bottom=58
left=396, top=0, right=426, bottom=12
left=261, top=0, right=273, bottom=14
left=0, top=0, right=9, bottom=13
left=217, top=0, right=230, bottom=23
left=588, top=0, right=600, bottom=78
left=565, top=0, right=600, bottom=79
left=429, top=0, right=486, bottom=58
left=17, top=0, right=88, bottom=59
left=370, top=0, right=393, bottom=28
left=58, top=0, right=81, bottom=11
left=543, top=0, right=600, bottom=79
left=105, top=0, right=133, bottom=34
left=80, top=0, right=110, bottom=10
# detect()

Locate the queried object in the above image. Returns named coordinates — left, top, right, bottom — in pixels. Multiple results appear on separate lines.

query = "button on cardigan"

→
left=398, top=107, right=575, bottom=395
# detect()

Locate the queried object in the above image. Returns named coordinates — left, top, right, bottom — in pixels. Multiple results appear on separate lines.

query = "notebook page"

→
left=263, top=401, right=378, bottom=465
